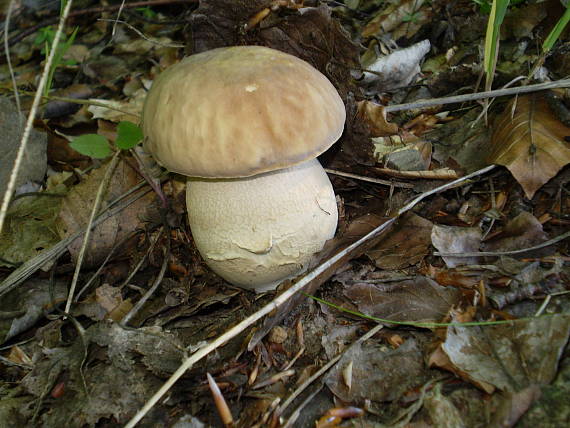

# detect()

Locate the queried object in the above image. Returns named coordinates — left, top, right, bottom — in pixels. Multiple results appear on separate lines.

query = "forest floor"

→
left=0, top=0, right=569, bottom=427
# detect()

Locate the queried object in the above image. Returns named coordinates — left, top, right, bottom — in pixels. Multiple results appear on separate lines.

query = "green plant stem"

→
left=303, top=293, right=557, bottom=329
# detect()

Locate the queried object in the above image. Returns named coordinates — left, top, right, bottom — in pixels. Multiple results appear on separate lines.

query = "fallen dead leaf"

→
left=0, top=279, right=68, bottom=344
left=7, top=345, right=33, bottom=366
left=21, top=321, right=183, bottom=426
left=431, top=224, right=482, bottom=268
left=362, top=40, right=431, bottom=91
left=483, top=211, right=549, bottom=258
left=343, top=276, right=462, bottom=324
left=75, top=284, right=132, bottom=322
left=434, top=314, right=570, bottom=393
left=491, top=386, right=542, bottom=428
left=87, top=88, right=145, bottom=123
left=488, top=93, right=570, bottom=199
left=56, top=157, right=155, bottom=267
left=325, top=338, right=429, bottom=403
left=424, top=384, right=465, bottom=428
left=357, top=101, right=399, bottom=137
left=366, top=212, right=433, bottom=270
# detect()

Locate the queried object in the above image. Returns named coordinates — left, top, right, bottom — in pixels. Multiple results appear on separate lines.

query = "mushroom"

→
left=142, top=46, right=345, bottom=291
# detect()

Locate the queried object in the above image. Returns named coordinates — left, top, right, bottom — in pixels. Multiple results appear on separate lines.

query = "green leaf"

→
left=70, top=134, right=112, bottom=158
left=115, top=121, right=143, bottom=150
left=136, top=6, right=158, bottom=19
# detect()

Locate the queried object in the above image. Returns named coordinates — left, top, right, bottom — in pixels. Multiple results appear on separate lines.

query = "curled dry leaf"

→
left=357, top=101, right=399, bottom=137
left=488, top=93, right=570, bottom=199
left=383, top=139, right=432, bottom=171
left=483, top=211, right=549, bottom=258
left=362, top=40, right=431, bottom=91
left=87, top=88, right=146, bottom=123
left=424, top=384, right=465, bottom=428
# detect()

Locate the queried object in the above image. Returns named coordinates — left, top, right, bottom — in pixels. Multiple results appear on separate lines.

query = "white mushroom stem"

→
left=186, top=158, right=338, bottom=292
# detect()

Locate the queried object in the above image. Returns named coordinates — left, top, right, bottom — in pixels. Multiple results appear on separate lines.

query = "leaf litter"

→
left=0, top=1, right=569, bottom=427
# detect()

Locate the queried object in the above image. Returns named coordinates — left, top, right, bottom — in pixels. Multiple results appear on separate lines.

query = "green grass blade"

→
left=543, top=5, right=570, bottom=53
left=484, top=0, right=510, bottom=90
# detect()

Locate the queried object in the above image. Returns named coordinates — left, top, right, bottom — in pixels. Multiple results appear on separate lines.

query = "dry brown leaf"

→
left=366, top=212, right=432, bottom=269
left=483, top=211, right=549, bottom=258
left=56, top=158, right=154, bottom=267
left=432, top=314, right=570, bottom=394
left=431, top=224, right=482, bottom=268
left=325, top=338, right=429, bottom=403
left=357, top=101, right=399, bottom=137
left=488, top=94, right=570, bottom=199
left=428, top=344, right=495, bottom=393
left=7, top=345, right=33, bottom=366
left=343, top=276, right=462, bottom=324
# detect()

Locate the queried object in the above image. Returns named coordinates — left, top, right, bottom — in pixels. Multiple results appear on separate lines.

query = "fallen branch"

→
left=383, top=79, right=570, bottom=113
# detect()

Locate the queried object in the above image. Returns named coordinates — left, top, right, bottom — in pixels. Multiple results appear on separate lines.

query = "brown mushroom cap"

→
left=142, top=46, right=345, bottom=178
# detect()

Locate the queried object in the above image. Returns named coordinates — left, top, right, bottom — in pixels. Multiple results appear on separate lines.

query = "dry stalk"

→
left=120, top=231, right=170, bottom=326
left=324, top=168, right=413, bottom=188
left=64, top=151, right=121, bottom=314
left=383, top=79, right=570, bottom=113
left=0, top=0, right=75, bottom=234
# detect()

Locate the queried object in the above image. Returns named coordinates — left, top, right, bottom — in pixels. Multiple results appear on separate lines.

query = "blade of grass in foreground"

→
left=543, top=5, right=570, bottom=53
left=484, top=0, right=510, bottom=91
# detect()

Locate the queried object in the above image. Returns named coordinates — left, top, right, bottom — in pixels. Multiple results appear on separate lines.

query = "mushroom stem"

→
left=186, top=158, right=338, bottom=291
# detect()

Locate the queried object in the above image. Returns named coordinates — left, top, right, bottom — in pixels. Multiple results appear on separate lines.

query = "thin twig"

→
left=98, top=18, right=185, bottom=48
left=124, top=164, right=496, bottom=427
left=64, top=151, right=121, bottom=315
left=383, top=79, right=570, bottom=113
left=434, top=229, right=570, bottom=258
left=74, top=229, right=143, bottom=302
left=535, top=290, right=570, bottom=317
left=33, top=93, right=141, bottom=119
left=325, top=168, right=414, bottom=188
left=110, top=0, right=128, bottom=42
left=0, top=0, right=75, bottom=235
left=120, top=229, right=169, bottom=326
left=118, top=228, right=164, bottom=291
left=4, top=0, right=23, bottom=122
